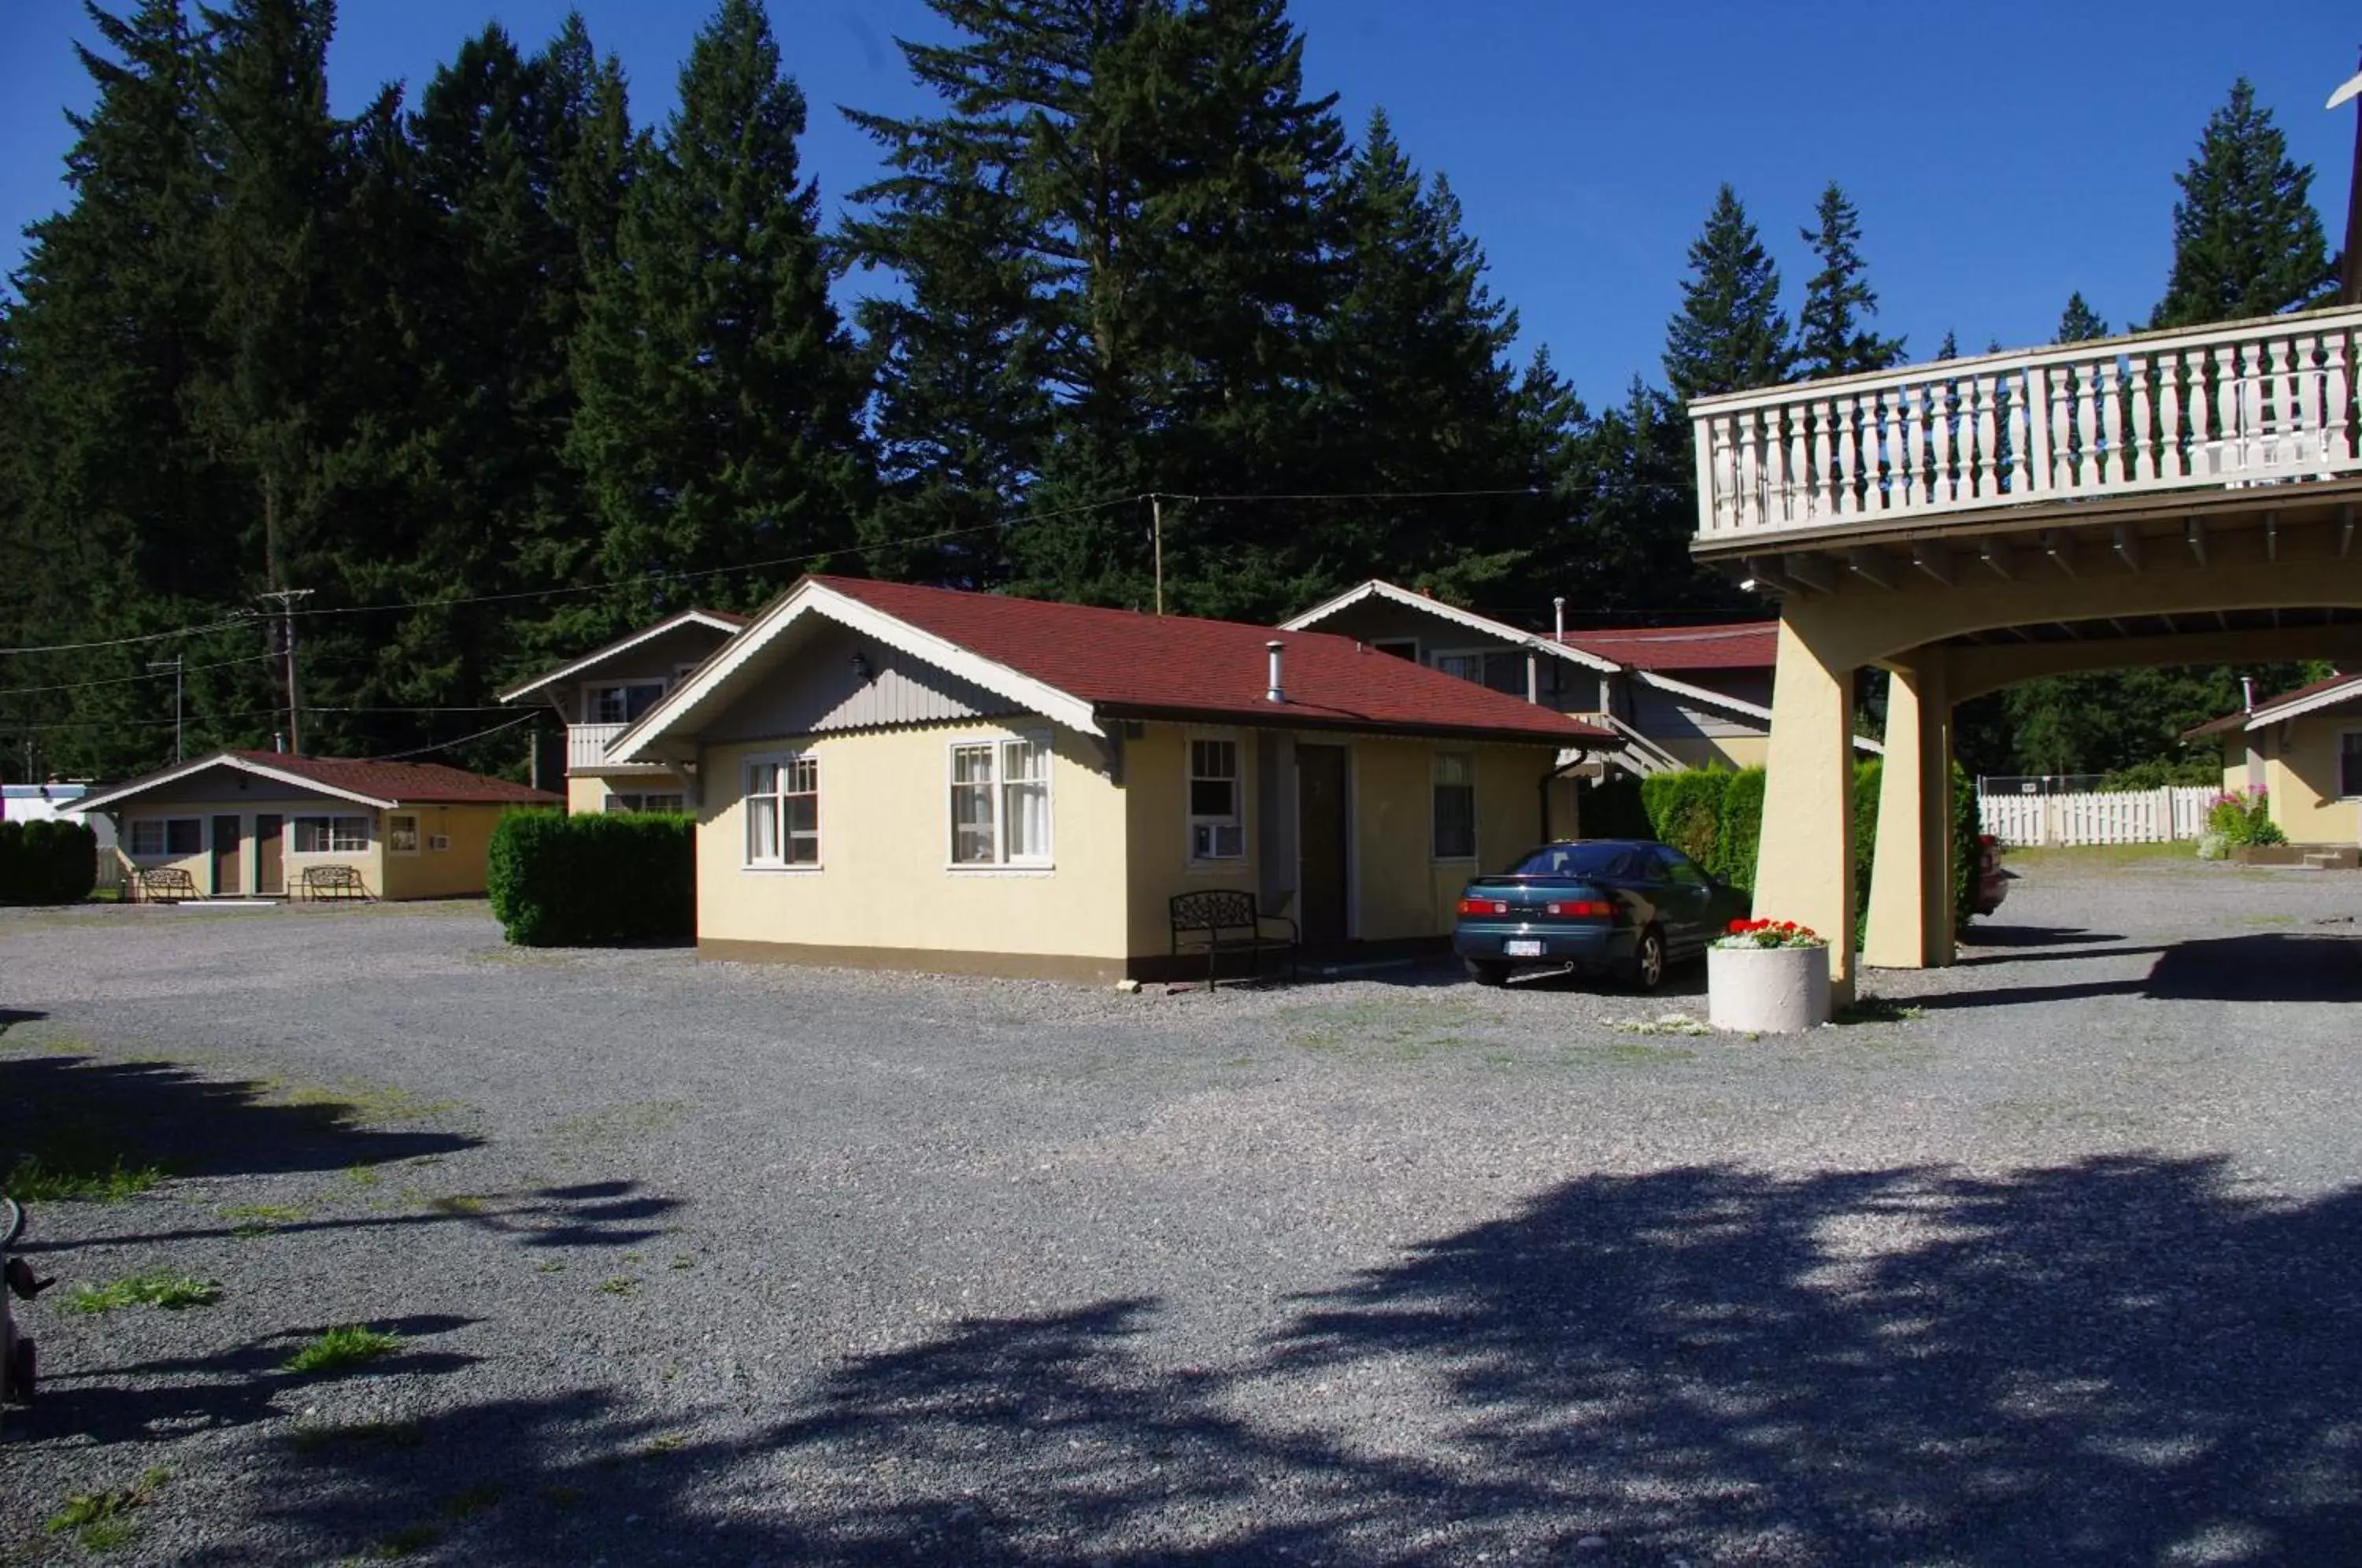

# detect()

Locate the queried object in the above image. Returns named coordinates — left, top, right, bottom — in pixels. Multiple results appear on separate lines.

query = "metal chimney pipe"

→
left=2242, top=675, right=2256, bottom=712
left=1553, top=597, right=1566, bottom=639
left=1265, top=640, right=1285, bottom=704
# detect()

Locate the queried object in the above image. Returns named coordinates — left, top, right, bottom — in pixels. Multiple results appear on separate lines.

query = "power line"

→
left=0, top=614, right=257, bottom=658
left=0, top=651, right=276, bottom=698
left=363, top=711, right=539, bottom=763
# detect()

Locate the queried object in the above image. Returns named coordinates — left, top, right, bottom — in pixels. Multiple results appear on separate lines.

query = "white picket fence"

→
left=1978, top=786, right=2215, bottom=848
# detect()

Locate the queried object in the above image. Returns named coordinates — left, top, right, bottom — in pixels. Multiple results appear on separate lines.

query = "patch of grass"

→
left=276, top=1081, right=464, bottom=1127
left=344, top=1163, right=382, bottom=1187
left=62, top=1271, right=220, bottom=1315
left=6, top=1152, right=163, bottom=1203
left=1602, top=1011, right=1712, bottom=1037
left=597, top=1276, right=637, bottom=1297
left=46, top=1469, right=168, bottom=1551
left=366, top=1522, right=441, bottom=1559
left=534, top=1259, right=566, bottom=1274
left=1833, top=996, right=1927, bottom=1026
left=646, top=1432, right=687, bottom=1454
left=283, top=1325, right=402, bottom=1375
left=287, top=1418, right=426, bottom=1455
left=669, top=1253, right=695, bottom=1270
left=430, top=1194, right=487, bottom=1215
left=2001, top=841, right=2190, bottom=871
left=221, top=1202, right=305, bottom=1223
left=440, top=1483, right=502, bottom=1520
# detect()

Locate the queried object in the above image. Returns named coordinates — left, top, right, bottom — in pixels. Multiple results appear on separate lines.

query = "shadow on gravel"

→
left=246, top=1156, right=2362, bottom=1566
left=0, top=1052, right=476, bottom=1192
left=0, top=1006, right=44, bottom=1034
left=1960, top=923, right=2124, bottom=949
left=1923, top=931, right=2362, bottom=1011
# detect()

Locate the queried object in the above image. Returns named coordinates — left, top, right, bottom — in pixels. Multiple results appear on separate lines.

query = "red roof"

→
left=815, top=577, right=1608, bottom=745
left=2184, top=670, right=2362, bottom=738
left=1557, top=622, right=1779, bottom=671
left=228, top=751, right=560, bottom=806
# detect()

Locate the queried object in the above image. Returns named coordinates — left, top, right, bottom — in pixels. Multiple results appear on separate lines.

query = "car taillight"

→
left=1457, top=897, right=1510, bottom=916
left=1545, top=900, right=1613, bottom=918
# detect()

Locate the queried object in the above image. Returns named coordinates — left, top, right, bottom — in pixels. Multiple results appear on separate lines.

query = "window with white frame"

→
left=1432, top=752, right=1476, bottom=860
left=292, top=815, right=369, bottom=854
left=585, top=680, right=667, bottom=725
left=1188, top=737, right=1244, bottom=861
left=606, top=792, right=687, bottom=814
left=387, top=813, right=420, bottom=854
left=1433, top=652, right=1483, bottom=686
left=950, top=735, right=1053, bottom=867
left=2342, top=730, right=2362, bottom=798
left=128, top=817, right=203, bottom=857
left=745, top=754, right=819, bottom=867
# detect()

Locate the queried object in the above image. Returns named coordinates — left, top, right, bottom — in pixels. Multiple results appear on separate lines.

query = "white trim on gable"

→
left=74, top=753, right=398, bottom=815
left=1630, top=670, right=1884, bottom=756
left=2242, top=675, right=2362, bottom=732
left=1279, top=580, right=1623, bottom=675
left=607, top=581, right=1105, bottom=765
left=497, top=610, right=746, bottom=703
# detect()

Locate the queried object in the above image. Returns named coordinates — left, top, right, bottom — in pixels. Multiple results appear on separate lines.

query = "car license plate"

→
left=1504, top=939, right=1543, bottom=957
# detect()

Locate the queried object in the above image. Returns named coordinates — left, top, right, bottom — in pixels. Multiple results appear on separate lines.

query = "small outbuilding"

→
left=2188, top=671, right=2362, bottom=845
left=605, top=575, right=1612, bottom=982
left=72, top=750, right=558, bottom=900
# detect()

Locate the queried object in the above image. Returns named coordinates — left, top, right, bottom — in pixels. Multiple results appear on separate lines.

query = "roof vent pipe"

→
left=1265, top=640, right=1286, bottom=704
left=2242, top=675, right=2256, bottom=712
left=1554, top=597, right=1566, bottom=639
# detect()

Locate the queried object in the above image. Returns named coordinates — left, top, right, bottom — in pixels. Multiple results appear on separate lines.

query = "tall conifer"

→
left=1664, top=184, right=1791, bottom=402
left=2153, top=80, right=2332, bottom=327
left=1795, top=182, right=1903, bottom=379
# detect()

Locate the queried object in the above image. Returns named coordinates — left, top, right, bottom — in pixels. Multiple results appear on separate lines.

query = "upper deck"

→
left=1688, top=305, right=2362, bottom=560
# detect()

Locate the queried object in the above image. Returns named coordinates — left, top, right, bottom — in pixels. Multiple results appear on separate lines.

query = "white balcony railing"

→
left=1690, top=305, right=2362, bottom=544
left=567, top=722, right=642, bottom=771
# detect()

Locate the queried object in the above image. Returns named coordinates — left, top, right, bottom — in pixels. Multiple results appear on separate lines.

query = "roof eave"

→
left=496, top=610, right=746, bottom=703
left=1093, top=701, right=1602, bottom=749
left=1278, top=580, right=1623, bottom=675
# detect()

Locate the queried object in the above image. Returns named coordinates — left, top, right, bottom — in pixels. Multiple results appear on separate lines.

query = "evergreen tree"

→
left=1795, top=183, right=1903, bottom=379
left=2057, top=290, right=2108, bottom=342
left=2153, top=80, right=2333, bottom=328
left=1664, top=184, right=1791, bottom=401
left=1934, top=329, right=1959, bottom=361
left=567, top=0, right=870, bottom=627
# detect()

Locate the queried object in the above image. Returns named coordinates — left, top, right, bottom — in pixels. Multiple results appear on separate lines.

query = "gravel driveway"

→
left=4, top=851, right=2361, bottom=1566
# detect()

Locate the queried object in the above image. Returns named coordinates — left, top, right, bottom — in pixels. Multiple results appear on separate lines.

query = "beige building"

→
left=606, top=575, right=1610, bottom=983
left=72, top=750, right=557, bottom=900
left=2190, top=671, right=2362, bottom=845
left=1279, top=579, right=1875, bottom=775
left=498, top=608, right=747, bottom=815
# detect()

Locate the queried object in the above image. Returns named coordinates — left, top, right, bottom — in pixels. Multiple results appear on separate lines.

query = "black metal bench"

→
left=129, top=866, right=198, bottom=904
left=297, top=864, right=374, bottom=902
left=1169, top=889, right=1298, bottom=989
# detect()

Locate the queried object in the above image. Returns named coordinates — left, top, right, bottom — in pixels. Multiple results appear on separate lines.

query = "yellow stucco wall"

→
left=379, top=804, right=524, bottom=899
left=2266, top=718, right=2362, bottom=844
left=696, top=723, right=1131, bottom=962
left=1120, top=724, right=1260, bottom=954
left=115, top=799, right=380, bottom=897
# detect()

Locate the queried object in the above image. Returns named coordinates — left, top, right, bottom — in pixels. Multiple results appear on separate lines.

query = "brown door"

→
left=1297, top=745, right=1349, bottom=945
left=209, top=815, right=243, bottom=897
left=254, top=815, right=284, bottom=897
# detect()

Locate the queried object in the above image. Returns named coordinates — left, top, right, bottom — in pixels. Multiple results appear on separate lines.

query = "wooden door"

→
left=209, top=815, right=242, bottom=897
left=1297, top=745, right=1350, bottom=945
left=254, top=815, right=284, bottom=897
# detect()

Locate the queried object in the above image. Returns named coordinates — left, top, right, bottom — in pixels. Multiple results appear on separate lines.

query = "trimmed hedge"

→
left=487, top=811, right=695, bottom=947
left=1639, top=767, right=1728, bottom=871
left=1714, top=767, right=1767, bottom=889
left=0, top=818, right=99, bottom=904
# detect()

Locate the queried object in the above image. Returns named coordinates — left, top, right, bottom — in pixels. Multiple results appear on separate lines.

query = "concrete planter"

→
left=1707, top=944, right=1831, bottom=1034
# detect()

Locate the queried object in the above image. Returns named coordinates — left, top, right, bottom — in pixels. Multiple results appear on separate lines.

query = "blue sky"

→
left=4, top=0, right=2358, bottom=402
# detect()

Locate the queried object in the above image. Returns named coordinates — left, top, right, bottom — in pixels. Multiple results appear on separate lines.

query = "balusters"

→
left=2128, top=352, right=2155, bottom=483
left=2327, top=328, right=2353, bottom=464
left=2159, top=349, right=2186, bottom=480
left=1785, top=404, right=1809, bottom=526
left=2070, top=358, right=2097, bottom=490
left=1834, top=394, right=1860, bottom=516
left=2095, top=354, right=2123, bottom=486
left=1895, top=382, right=1923, bottom=511
left=2212, top=343, right=2240, bottom=473
left=2025, top=365, right=2053, bottom=495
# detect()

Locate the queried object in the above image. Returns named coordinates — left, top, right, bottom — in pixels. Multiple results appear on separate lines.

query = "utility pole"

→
left=1150, top=494, right=1164, bottom=616
left=255, top=588, right=313, bottom=755
left=147, top=655, right=184, bottom=762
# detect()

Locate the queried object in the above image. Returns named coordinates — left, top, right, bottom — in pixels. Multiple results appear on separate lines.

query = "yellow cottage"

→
left=2189, top=671, right=2362, bottom=846
left=606, top=576, right=1612, bottom=983
left=73, top=750, right=558, bottom=900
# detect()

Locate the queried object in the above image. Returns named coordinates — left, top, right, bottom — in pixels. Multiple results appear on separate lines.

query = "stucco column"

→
left=1753, top=614, right=1857, bottom=1002
left=1864, top=650, right=1955, bottom=969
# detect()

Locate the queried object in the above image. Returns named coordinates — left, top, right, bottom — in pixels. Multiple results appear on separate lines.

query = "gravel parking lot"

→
left=5, top=849, right=2362, bottom=1566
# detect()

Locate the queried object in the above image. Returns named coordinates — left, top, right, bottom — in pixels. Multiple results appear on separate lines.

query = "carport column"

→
left=1864, top=649, right=1956, bottom=970
left=1754, top=613, right=1858, bottom=1003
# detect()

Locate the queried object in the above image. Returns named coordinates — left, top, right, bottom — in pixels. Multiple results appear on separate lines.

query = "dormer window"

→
left=586, top=681, right=667, bottom=725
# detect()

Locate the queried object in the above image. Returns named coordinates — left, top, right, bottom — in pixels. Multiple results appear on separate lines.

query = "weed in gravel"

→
left=1834, top=997, right=1927, bottom=1025
left=598, top=1276, right=637, bottom=1297
left=287, top=1418, right=426, bottom=1455
left=278, top=1081, right=464, bottom=1127
left=46, top=1469, right=168, bottom=1551
left=285, top=1326, right=402, bottom=1374
left=344, top=1163, right=381, bottom=1187
left=440, top=1484, right=502, bottom=1520
left=222, top=1201, right=305, bottom=1239
left=669, top=1252, right=695, bottom=1270
left=63, top=1271, right=219, bottom=1314
left=366, top=1522, right=441, bottom=1559
left=1603, top=1011, right=1712, bottom=1037
left=7, top=1152, right=163, bottom=1202
left=647, top=1432, right=687, bottom=1453
left=430, top=1194, right=487, bottom=1215
left=534, top=1259, right=565, bottom=1274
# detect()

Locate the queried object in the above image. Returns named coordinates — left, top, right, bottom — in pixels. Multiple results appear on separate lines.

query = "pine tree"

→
left=2057, top=291, right=2108, bottom=342
left=567, top=0, right=870, bottom=627
left=2153, top=80, right=2333, bottom=328
left=1664, top=184, right=1792, bottom=402
left=1795, top=183, right=1903, bottom=379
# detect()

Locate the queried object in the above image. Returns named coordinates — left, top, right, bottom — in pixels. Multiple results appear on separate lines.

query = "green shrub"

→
left=487, top=811, right=695, bottom=947
left=1950, top=762, right=1980, bottom=934
left=1640, top=768, right=1729, bottom=868
left=1714, top=767, right=1767, bottom=890
left=2204, top=788, right=2282, bottom=847
left=0, top=817, right=98, bottom=904
left=2098, top=757, right=2223, bottom=790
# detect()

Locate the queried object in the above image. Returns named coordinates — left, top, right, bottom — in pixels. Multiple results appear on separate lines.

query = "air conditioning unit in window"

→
left=1192, top=823, right=1244, bottom=860
left=428, top=834, right=450, bottom=852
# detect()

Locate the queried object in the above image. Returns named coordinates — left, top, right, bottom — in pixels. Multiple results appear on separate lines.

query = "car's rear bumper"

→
left=1453, top=922, right=1633, bottom=968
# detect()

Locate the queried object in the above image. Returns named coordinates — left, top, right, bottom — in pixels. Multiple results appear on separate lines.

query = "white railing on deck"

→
left=1979, top=786, right=2214, bottom=848
left=567, top=722, right=628, bottom=771
left=1692, top=306, right=2362, bottom=541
